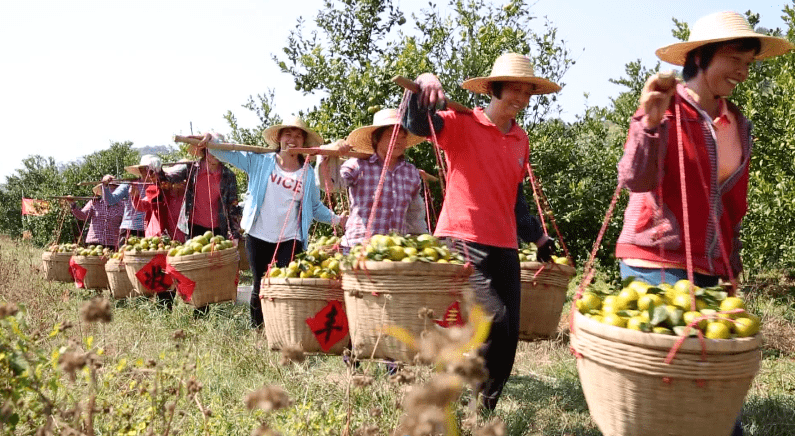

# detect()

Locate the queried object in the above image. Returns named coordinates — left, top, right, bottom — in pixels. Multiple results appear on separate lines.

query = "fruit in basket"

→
left=267, top=246, right=342, bottom=279
left=121, top=235, right=180, bottom=254
left=578, top=276, right=760, bottom=338
left=77, top=245, right=113, bottom=257
left=344, top=233, right=466, bottom=264
left=165, top=233, right=236, bottom=256
left=49, top=243, right=80, bottom=253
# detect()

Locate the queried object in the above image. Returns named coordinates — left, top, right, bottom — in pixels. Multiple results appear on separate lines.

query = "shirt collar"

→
left=368, top=152, right=406, bottom=167
left=473, top=107, right=521, bottom=137
left=713, top=98, right=732, bottom=127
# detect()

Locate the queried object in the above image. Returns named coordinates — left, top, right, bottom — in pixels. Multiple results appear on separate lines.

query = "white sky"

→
left=1, top=0, right=788, bottom=184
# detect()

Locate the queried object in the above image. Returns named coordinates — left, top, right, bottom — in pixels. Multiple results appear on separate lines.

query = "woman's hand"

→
left=415, top=73, right=445, bottom=109
left=101, top=174, right=115, bottom=185
left=337, top=212, right=349, bottom=229
left=639, top=71, right=677, bottom=129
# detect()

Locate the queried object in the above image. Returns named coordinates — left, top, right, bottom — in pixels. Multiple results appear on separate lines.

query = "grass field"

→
left=1, top=237, right=793, bottom=435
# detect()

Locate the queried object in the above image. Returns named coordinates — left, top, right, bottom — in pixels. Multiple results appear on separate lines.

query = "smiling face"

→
left=278, top=127, right=306, bottom=149
left=491, top=81, right=534, bottom=118
left=700, top=44, right=755, bottom=97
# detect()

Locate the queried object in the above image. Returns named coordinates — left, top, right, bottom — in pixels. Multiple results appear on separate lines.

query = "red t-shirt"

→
left=433, top=107, right=529, bottom=248
left=191, top=164, right=222, bottom=229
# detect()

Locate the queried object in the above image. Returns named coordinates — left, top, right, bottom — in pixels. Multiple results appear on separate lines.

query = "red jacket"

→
left=615, top=84, right=750, bottom=277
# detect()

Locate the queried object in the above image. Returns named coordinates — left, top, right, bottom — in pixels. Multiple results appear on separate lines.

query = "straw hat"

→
left=461, top=53, right=561, bottom=95
left=124, top=154, right=162, bottom=178
left=92, top=184, right=103, bottom=197
left=261, top=116, right=324, bottom=149
left=656, top=11, right=794, bottom=66
left=346, top=108, right=425, bottom=154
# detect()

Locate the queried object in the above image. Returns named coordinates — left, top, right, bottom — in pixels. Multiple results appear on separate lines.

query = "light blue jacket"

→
left=209, top=149, right=337, bottom=250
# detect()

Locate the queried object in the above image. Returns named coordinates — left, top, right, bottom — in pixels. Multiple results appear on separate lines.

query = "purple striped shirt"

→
left=71, top=199, right=125, bottom=248
left=340, top=154, right=426, bottom=247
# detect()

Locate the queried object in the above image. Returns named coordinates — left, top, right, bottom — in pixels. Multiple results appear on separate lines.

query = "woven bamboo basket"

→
left=238, top=237, right=250, bottom=271
left=123, top=250, right=171, bottom=296
left=570, top=311, right=761, bottom=436
left=518, top=262, right=575, bottom=340
left=41, top=251, right=74, bottom=282
left=342, top=261, right=473, bottom=363
left=105, top=258, right=134, bottom=299
left=70, top=255, right=109, bottom=290
left=261, top=278, right=349, bottom=354
left=166, top=248, right=239, bottom=307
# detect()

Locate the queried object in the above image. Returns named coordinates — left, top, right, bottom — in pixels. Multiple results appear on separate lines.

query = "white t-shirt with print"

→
left=248, top=165, right=305, bottom=242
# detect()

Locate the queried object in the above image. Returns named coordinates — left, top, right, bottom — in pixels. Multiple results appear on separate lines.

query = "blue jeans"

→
left=618, top=262, right=719, bottom=288
left=619, top=262, right=743, bottom=436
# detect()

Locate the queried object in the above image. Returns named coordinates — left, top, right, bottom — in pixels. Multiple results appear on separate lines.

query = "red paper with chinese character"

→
left=135, top=254, right=173, bottom=292
left=165, top=264, right=196, bottom=302
left=435, top=301, right=465, bottom=328
left=68, top=257, right=87, bottom=289
left=305, top=300, right=348, bottom=352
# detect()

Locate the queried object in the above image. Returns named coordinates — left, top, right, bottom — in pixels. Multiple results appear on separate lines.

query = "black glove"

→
left=536, top=238, right=557, bottom=263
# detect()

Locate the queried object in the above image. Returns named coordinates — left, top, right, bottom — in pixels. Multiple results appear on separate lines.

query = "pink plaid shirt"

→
left=340, top=154, right=426, bottom=247
left=71, top=198, right=124, bottom=247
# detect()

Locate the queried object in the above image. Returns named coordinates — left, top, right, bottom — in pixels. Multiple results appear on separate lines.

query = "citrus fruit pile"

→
left=75, top=244, right=112, bottom=257
left=347, top=233, right=466, bottom=264
left=166, top=232, right=236, bottom=257
left=49, top=243, right=79, bottom=253
left=268, top=241, right=343, bottom=279
left=121, top=236, right=180, bottom=254
left=577, top=278, right=760, bottom=339
left=518, top=242, right=571, bottom=265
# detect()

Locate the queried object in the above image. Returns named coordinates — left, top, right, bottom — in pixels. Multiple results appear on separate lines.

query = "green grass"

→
left=1, top=237, right=794, bottom=435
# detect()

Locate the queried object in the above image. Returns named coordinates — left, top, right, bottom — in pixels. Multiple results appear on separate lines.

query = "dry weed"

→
left=279, top=343, right=306, bottom=365
left=244, top=385, right=292, bottom=412
left=79, top=297, right=112, bottom=323
left=762, top=315, right=795, bottom=356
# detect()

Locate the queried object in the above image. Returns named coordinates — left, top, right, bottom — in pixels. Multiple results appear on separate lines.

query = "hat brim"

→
left=124, top=165, right=146, bottom=178
left=461, top=75, right=561, bottom=95
left=346, top=124, right=425, bottom=154
left=262, top=124, right=324, bottom=149
left=92, top=184, right=103, bottom=197
left=656, top=34, right=794, bottom=66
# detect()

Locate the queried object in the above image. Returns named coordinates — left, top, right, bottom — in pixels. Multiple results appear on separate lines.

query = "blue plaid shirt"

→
left=102, top=184, right=146, bottom=231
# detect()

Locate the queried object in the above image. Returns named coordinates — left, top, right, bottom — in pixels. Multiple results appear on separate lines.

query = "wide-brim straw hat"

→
left=461, top=53, right=561, bottom=95
left=346, top=108, right=425, bottom=154
left=261, top=116, right=324, bottom=150
left=656, top=11, right=795, bottom=66
left=124, top=154, right=162, bottom=178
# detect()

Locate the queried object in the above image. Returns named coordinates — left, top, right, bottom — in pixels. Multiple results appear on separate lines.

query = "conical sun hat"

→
left=261, top=116, right=324, bottom=150
left=346, top=108, right=425, bottom=154
left=124, top=154, right=162, bottom=178
left=461, top=53, right=561, bottom=95
left=656, top=11, right=794, bottom=66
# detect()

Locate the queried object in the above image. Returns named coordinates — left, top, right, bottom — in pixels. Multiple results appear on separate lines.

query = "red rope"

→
left=526, top=162, right=571, bottom=261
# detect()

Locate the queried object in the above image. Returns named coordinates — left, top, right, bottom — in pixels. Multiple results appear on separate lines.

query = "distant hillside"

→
left=134, top=145, right=178, bottom=156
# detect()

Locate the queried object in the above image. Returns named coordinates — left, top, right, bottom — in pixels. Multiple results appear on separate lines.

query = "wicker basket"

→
left=166, top=248, right=239, bottom=307
left=238, top=237, right=250, bottom=271
left=106, top=258, right=134, bottom=299
left=570, top=311, right=761, bottom=436
left=261, top=278, right=349, bottom=354
left=518, top=262, right=575, bottom=340
left=41, top=251, right=74, bottom=283
left=342, top=261, right=473, bottom=363
left=70, top=256, right=109, bottom=290
left=123, top=250, right=171, bottom=296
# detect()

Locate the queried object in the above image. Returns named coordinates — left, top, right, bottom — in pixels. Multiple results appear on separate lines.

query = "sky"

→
left=1, top=0, right=790, bottom=185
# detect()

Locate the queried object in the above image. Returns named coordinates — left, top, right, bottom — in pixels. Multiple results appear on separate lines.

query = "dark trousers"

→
left=451, top=239, right=521, bottom=411
left=188, top=223, right=222, bottom=239
left=246, top=234, right=302, bottom=328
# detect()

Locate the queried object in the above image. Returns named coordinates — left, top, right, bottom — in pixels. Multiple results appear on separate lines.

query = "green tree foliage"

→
left=729, top=8, right=795, bottom=274
left=0, top=142, right=140, bottom=246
